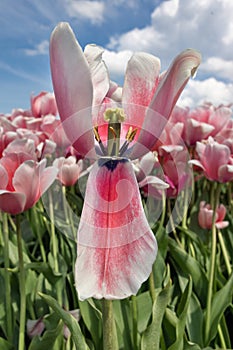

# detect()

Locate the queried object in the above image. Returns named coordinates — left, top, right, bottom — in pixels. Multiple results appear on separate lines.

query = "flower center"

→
left=94, top=108, right=137, bottom=157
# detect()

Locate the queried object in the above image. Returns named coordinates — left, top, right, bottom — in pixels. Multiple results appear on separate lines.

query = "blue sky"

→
left=0, top=0, right=233, bottom=114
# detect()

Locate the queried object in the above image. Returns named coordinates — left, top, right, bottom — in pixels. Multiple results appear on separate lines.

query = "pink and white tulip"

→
left=190, top=137, right=233, bottom=183
left=50, top=22, right=201, bottom=300
left=198, top=201, right=229, bottom=230
left=0, top=152, right=57, bottom=215
left=31, top=91, right=58, bottom=118
left=53, top=156, right=83, bottom=186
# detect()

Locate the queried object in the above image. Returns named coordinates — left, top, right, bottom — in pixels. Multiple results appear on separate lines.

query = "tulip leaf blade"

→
left=207, top=272, right=233, bottom=344
left=38, top=292, right=89, bottom=350
left=141, top=281, right=172, bottom=350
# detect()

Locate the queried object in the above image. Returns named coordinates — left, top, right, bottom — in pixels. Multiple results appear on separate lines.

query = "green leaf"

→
left=0, top=337, right=14, bottom=350
left=183, top=339, right=201, bottom=350
left=38, top=292, right=89, bottom=350
left=186, top=293, right=204, bottom=347
left=78, top=298, right=102, bottom=349
left=207, top=272, right=233, bottom=343
left=113, top=298, right=133, bottom=350
left=167, top=276, right=193, bottom=350
left=168, top=238, right=208, bottom=305
left=29, top=320, right=63, bottom=350
left=141, top=282, right=172, bottom=350
left=136, top=291, right=152, bottom=333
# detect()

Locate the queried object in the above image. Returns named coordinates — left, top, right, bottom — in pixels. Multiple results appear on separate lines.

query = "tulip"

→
left=50, top=22, right=201, bottom=300
left=0, top=153, right=58, bottom=215
left=31, top=91, right=58, bottom=118
left=198, top=201, right=229, bottom=230
left=53, top=156, right=83, bottom=186
left=190, top=137, right=233, bottom=183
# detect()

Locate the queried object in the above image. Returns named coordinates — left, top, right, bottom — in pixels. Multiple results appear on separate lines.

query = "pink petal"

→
left=0, top=190, right=26, bottom=215
left=38, top=162, right=58, bottom=195
left=130, top=49, right=201, bottom=159
left=50, top=22, right=95, bottom=158
left=75, top=158, right=157, bottom=300
left=13, top=160, right=40, bottom=210
left=122, top=52, right=160, bottom=133
left=84, top=44, right=110, bottom=108
left=139, top=176, right=169, bottom=190
left=0, top=164, right=9, bottom=189
left=215, top=221, right=229, bottom=229
left=136, top=152, right=157, bottom=181
left=204, top=141, right=230, bottom=181
left=218, top=164, right=233, bottom=183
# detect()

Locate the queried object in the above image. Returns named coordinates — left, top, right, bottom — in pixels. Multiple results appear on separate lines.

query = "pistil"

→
left=94, top=108, right=138, bottom=157
left=104, top=108, right=126, bottom=156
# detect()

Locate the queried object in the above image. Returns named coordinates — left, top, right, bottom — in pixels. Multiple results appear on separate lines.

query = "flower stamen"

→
left=93, top=126, right=107, bottom=155
left=119, top=127, right=138, bottom=156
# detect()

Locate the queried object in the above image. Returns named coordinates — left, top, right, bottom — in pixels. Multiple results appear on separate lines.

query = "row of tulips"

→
left=0, top=22, right=233, bottom=349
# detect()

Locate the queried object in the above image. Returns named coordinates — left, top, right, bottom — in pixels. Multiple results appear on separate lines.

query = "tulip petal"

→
left=0, top=190, right=26, bottom=215
left=75, top=157, right=157, bottom=300
left=84, top=44, right=110, bottom=108
left=122, top=52, right=160, bottom=132
left=50, top=22, right=95, bottom=158
left=13, top=160, right=40, bottom=210
left=130, top=49, right=201, bottom=158
left=0, top=164, right=8, bottom=189
left=39, top=165, right=58, bottom=195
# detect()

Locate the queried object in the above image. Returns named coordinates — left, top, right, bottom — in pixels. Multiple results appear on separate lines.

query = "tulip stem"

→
left=2, top=213, right=13, bottom=342
left=16, top=214, right=26, bottom=350
left=131, top=295, right=138, bottom=349
left=218, top=229, right=232, bottom=276
left=102, top=299, right=118, bottom=350
left=205, top=183, right=221, bottom=344
left=48, top=190, right=59, bottom=273
left=32, top=206, right=46, bottom=262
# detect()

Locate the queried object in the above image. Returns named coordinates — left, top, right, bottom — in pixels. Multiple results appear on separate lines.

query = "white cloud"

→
left=102, top=49, right=133, bottom=77
left=106, top=0, right=233, bottom=79
left=178, top=78, right=233, bottom=108
left=24, top=40, right=49, bottom=56
left=201, top=57, right=233, bottom=80
left=64, top=0, right=105, bottom=24
left=107, top=26, right=163, bottom=53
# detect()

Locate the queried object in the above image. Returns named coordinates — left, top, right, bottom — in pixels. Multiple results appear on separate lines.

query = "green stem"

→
left=16, top=215, right=26, bottom=350
left=3, top=213, right=13, bottom=342
left=62, top=186, right=69, bottom=224
left=205, top=183, right=221, bottom=344
left=167, top=199, right=182, bottom=247
left=218, top=324, right=227, bottom=349
left=32, top=207, right=46, bottom=262
left=218, top=230, right=232, bottom=276
left=131, top=295, right=138, bottom=349
left=48, top=190, right=59, bottom=273
left=157, top=191, right=166, bottom=235
left=102, top=299, right=118, bottom=350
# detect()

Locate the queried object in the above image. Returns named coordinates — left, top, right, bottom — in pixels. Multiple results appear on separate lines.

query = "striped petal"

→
left=130, top=49, right=201, bottom=159
left=50, top=22, right=96, bottom=158
left=122, top=52, right=160, bottom=134
left=75, top=157, right=157, bottom=300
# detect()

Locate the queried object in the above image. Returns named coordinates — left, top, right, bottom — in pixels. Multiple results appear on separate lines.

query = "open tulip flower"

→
left=190, top=137, right=233, bottom=183
left=50, top=22, right=201, bottom=300
left=0, top=151, right=58, bottom=215
left=198, top=201, right=229, bottom=230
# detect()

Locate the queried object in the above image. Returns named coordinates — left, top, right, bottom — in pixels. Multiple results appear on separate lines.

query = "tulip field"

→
left=0, top=22, right=233, bottom=350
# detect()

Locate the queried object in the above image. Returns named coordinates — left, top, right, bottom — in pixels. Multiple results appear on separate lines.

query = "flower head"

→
left=50, top=22, right=201, bottom=300
left=198, top=201, right=229, bottom=230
